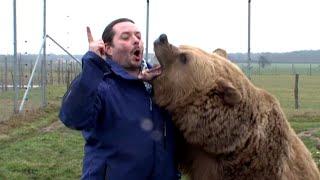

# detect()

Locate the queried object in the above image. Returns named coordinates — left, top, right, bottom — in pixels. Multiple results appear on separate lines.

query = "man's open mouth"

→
left=133, top=49, right=141, bottom=58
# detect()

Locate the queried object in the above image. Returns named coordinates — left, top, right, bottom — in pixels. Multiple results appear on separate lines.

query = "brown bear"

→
left=152, top=34, right=320, bottom=180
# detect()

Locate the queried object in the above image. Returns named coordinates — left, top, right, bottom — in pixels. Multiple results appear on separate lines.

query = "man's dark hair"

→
left=102, top=18, right=135, bottom=45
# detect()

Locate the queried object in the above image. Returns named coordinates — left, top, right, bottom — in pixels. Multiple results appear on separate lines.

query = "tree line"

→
left=227, top=50, right=320, bottom=64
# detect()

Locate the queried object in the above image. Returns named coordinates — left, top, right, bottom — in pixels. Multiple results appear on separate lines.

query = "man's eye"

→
left=121, top=34, right=129, bottom=40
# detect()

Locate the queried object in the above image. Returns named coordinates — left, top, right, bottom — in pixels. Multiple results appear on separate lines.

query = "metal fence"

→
left=1, top=56, right=320, bottom=122
left=0, top=53, right=81, bottom=122
left=238, top=63, right=320, bottom=76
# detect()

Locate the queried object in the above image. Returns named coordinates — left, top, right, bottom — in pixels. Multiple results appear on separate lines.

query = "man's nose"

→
left=132, top=35, right=140, bottom=45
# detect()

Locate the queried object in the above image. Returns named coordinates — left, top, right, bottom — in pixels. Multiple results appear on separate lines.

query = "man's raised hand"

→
left=87, top=26, right=106, bottom=60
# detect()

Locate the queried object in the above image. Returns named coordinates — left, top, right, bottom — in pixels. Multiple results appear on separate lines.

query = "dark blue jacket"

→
left=59, top=51, right=180, bottom=180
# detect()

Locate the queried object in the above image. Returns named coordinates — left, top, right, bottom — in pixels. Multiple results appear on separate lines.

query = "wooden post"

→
left=0, top=58, right=3, bottom=91
left=23, top=62, right=27, bottom=89
left=4, top=56, right=8, bottom=91
left=309, top=64, right=312, bottom=76
left=18, top=53, right=22, bottom=89
left=294, top=74, right=300, bottom=109
left=61, top=60, right=64, bottom=84
left=291, top=64, right=294, bottom=75
left=50, top=59, right=53, bottom=85
left=30, top=60, right=33, bottom=88
left=70, top=61, right=73, bottom=80
left=66, top=62, right=70, bottom=89
left=65, top=59, right=67, bottom=84
left=58, top=60, right=61, bottom=84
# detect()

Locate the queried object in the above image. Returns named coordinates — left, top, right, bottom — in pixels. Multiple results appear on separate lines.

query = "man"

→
left=59, top=18, right=180, bottom=179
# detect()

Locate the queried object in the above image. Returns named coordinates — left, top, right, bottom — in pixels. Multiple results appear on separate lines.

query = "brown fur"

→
left=213, top=48, right=227, bottom=58
left=153, top=35, right=320, bottom=180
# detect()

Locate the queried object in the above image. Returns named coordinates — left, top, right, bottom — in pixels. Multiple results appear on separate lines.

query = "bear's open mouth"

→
left=154, top=55, right=164, bottom=68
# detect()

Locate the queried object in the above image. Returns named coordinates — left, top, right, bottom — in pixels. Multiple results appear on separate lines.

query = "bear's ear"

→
left=214, top=78, right=242, bottom=106
left=213, top=48, right=227, bottom=58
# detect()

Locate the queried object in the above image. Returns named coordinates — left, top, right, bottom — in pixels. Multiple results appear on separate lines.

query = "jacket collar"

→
left=104, top=58, right=139, bottom=80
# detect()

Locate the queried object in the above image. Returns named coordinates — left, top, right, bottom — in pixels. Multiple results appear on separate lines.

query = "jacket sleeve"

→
left=59, top=51, right=110, bottom=130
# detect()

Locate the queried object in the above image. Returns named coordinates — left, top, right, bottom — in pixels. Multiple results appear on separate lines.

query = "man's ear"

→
left=105, top=43, right=113, bottom=57
left=214, top=78, right=242, bottom=106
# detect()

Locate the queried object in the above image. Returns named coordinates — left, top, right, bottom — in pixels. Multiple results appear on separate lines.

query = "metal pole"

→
left=19, top=37, right=46, bottom=112
left=145, top=0, right=150, bottom=62
left=247, top=0, right=252, bottom=80
left=13, top=0, right=19, bottom=113
left=41, top=0, right=47, bottom=108
left=46, top=35, right=81, bottom=64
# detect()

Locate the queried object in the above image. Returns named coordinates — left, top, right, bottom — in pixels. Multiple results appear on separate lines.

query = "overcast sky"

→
left=0, top=0, right=319, bottom=55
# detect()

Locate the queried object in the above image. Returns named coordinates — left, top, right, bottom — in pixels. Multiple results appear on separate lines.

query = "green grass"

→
left=251, top=75, right=320, bottom=112
left=300, top=137, right=320, bottom=166
left=0, top=105, right=83, bottom=179
left=0, top=85, right=67, bottom=122
left=1, top=107, right=319, bottom=179
left=0, top=75, right=320, bottom=179
left=290, top=115, right=320, bottom=133
left=0, top=129, right=83, bottom=179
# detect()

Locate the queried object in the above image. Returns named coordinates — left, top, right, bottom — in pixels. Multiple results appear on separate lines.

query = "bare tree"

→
left=258, top=55, right=271, bottom=68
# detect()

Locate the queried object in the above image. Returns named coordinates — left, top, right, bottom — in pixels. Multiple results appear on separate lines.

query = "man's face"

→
left=106, top=21, right=144, bottom=72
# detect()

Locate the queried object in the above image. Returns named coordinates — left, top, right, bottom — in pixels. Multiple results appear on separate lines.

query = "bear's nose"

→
left=159, top=34, right=168, bottom=43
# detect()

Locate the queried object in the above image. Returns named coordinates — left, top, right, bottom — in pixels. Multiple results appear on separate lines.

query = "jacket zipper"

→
left=163, top=119, right=167, bottom=149
left=148, top=90, right=166, bottom=149
left=149, top=97, right=152, bottom=111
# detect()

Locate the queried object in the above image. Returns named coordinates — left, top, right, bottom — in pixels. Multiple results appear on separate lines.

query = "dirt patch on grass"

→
left=0, top=104, right=59, bottom=135
left=298, top=128, right=320, bottom=150
left=40, top=120, right=64, bottom=132
left=287, top=110, right=320, bottom=119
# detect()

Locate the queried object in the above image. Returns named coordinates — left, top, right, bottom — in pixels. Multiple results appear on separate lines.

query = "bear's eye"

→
left=179, top=53, right=188, bottom=64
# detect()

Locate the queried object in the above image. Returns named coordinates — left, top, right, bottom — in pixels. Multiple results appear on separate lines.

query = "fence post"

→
left=294, top=74, right=300, bottom=109
left=291, top=64, right=296, bottom=74
left=30, top=60, right=33, bottom=88
left=309, top=64, right=312, bottom=76
left=0, top=58, right=3, bottom=91
left=58, top=60, right=61, bottom=84
left=19, top=53, right=23, bottom=89
left=4, top=56, right=8, bottom=91
left=66, top=62, right=70, bottom=89
left=50, top=59, right=53, bottom=85
left=65, top=59, right=67, bottom=84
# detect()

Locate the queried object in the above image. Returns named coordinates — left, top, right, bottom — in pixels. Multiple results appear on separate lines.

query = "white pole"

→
left=19, top=37, right=46, bottom=112
left=13, top=0, right=19, bottom=113
left=145, top=0, right=150, bottom=62
left=41, top=0, right=47, bottom=107
left=247, top=0, right=252, bottom=79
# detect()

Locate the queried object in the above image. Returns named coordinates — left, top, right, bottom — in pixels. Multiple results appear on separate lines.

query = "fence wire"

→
left=0, top=55, right=81, bottom=122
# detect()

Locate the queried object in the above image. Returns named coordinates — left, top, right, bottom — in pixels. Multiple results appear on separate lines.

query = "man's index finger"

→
left=86, top=26, right=94, bottom=43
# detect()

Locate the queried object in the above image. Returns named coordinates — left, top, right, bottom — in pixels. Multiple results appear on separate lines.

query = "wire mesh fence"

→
left=0, top=55, right=81, bottom=122
left=238, top=63, right=320, bottom=76
left=1, top=57, right=320, bottom=122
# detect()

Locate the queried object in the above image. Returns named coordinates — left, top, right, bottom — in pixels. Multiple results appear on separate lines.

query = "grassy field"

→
left=0, top=105, right=83, bottom=179
left=0, top=75, right=319, bottom=179
left=0, top=85, right=67, bottom=122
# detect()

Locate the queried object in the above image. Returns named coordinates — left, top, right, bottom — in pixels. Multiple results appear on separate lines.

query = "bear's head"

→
left=153, top=34, right=249, bottom=112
